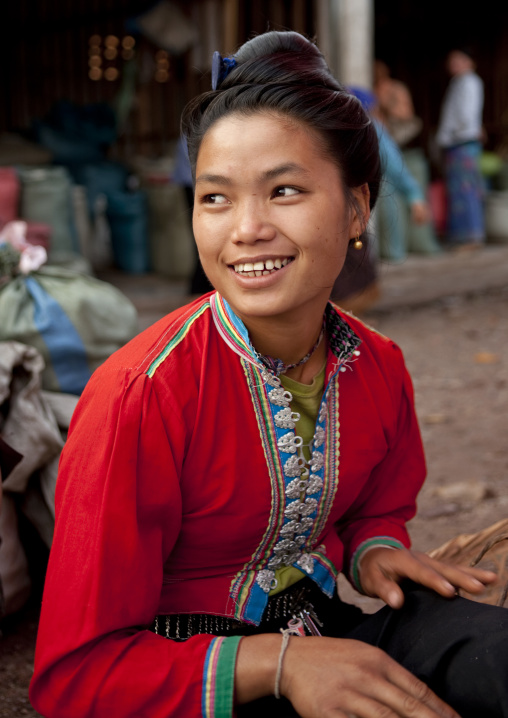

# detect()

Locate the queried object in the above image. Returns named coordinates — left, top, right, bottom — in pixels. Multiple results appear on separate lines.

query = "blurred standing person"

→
left=373, top=60, right=423, bottom=148
left=436, top=49, right=485, bottom=248
left=332, top=86, right=436, bottom=315
left=348, top=87, right=434, bottom=262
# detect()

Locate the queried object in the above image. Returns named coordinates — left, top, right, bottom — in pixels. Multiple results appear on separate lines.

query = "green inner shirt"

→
left=269, top=363, right=326, bottom=595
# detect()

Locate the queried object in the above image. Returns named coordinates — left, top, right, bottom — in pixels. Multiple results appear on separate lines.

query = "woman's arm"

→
left=337, top=343, right=426, bottom=587
left=30, top=369, right=240, bottom=718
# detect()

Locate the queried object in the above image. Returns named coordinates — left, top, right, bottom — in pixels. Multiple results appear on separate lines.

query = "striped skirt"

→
left=444, top=140, right=485, bottom=244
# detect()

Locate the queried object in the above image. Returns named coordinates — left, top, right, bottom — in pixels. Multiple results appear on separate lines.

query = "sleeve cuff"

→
left=201, top=635, right=243, bottom=718
left=349, top=537, right=405, bottom=594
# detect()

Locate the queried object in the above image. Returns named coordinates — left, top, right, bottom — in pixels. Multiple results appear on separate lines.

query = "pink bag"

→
left=0, top=168, right=20, bottom=229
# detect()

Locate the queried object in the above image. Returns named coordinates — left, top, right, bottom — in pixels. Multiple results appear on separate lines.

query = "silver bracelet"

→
left=274, top=629, right=293, bottom=700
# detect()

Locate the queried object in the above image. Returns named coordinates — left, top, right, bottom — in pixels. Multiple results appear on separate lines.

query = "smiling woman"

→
left=30, top=31, right=508, bottom=718
left=192, top=112, right=367, bottom=354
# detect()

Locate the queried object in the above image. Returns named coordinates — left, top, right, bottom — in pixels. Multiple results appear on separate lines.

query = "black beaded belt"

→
left=150, top=578, right=325, bottom=641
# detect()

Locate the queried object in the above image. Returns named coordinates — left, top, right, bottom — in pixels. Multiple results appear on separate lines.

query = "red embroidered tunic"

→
left=30, top=292, right=426, bottom=718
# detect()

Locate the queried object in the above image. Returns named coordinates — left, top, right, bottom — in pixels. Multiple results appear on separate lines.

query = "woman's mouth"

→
left=232, top=257, right=294, bottom=277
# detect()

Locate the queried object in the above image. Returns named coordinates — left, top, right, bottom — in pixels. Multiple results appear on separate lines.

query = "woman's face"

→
left=193, top=111, right=369, bottom=323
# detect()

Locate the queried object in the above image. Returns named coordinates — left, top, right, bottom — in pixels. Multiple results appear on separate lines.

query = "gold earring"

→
left=353, top=233, right=363, bottom=250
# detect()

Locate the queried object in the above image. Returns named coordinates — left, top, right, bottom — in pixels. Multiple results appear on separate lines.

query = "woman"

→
left=30, top=32, right=507, bottom=718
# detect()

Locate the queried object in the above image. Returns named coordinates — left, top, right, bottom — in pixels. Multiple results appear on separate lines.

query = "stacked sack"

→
left=0, top=199, right=138, bottom=617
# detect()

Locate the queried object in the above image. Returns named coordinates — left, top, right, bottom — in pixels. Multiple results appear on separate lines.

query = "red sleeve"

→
left=29, top=367, right=238, bottom=718
left=336, top=344, right=427, bottom=590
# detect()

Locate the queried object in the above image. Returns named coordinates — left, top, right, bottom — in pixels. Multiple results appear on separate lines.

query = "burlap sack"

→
left=428, top=518, right=508, bottom=607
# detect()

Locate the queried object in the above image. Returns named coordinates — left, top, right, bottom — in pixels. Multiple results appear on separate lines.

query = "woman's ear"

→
left=350, top=183, right=371, bottom=235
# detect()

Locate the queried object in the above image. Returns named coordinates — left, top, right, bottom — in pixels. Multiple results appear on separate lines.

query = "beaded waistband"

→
left=150, top=579, right=324, bottom=641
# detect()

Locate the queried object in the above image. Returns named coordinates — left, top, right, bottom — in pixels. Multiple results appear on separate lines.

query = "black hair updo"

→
left=181, top=30, right=381, bottom=214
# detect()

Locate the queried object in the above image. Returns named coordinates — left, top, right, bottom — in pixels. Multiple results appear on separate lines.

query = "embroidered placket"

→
left=255, top=367, right=327, bottom=589
left=211, top=294, right=363, bottom=621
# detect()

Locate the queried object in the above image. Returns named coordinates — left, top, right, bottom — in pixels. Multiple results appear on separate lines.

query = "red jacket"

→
left=30, top=292, right=425, bottom=718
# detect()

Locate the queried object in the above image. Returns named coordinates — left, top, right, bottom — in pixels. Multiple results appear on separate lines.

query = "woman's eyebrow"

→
left=261, top=163, right=310, bottom=181
left=195, top=173, right=232, bottom=186
left=196, top=163, right=310, bottom=186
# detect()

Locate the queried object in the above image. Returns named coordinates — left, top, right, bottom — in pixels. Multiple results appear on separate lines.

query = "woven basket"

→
left=428, top=518, right=508, bottom=607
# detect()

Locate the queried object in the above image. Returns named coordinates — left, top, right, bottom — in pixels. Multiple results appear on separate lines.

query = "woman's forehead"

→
left=196, top=111, right=337, bottom=178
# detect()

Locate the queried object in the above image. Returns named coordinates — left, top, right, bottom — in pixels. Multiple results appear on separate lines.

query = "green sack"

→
left=18, top=166, right=78, bottom=260
left=0, top=265, right=138, bottom=394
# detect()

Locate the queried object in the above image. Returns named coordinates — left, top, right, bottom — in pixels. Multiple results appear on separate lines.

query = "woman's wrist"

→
left=234, top=633, right=285, bottom=704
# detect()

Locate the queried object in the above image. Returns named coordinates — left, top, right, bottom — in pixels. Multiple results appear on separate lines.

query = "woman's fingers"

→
left=360, top=547, right=498, bottom=604
left=360, top=549, right=455, bottom=604
left=385, top=661, right=461, bottom=718
left=282, top=637, right=462, bottom=718
left=339, top=689, right=457, bottom=718
left=365, top=569, right=406, bottom=608
left=415, top=553, right=498, bottom=593
left=343, top=653, right=461, bottom=718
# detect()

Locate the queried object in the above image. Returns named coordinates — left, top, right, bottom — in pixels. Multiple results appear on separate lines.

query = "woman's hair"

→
left=181, top=30, right=381, bottom=215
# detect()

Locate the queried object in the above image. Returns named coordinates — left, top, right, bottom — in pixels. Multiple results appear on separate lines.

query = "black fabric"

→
left=0, top=436, right=23, bottom=482
left=238, top=581, right=508, bottom=718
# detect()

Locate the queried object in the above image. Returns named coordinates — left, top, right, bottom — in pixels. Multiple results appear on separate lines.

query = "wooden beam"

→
left=291, top=0, right=306, bottom=35
left=223, top=0, right=239, bottom=54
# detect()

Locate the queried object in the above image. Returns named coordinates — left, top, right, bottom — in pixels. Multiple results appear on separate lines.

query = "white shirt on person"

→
left=436, top=71, right=484, bottom=148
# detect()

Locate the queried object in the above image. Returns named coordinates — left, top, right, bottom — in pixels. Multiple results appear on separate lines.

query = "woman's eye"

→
left=273, top=186, right=300, bottom=198
left=202, top=193, right=229, bottom=205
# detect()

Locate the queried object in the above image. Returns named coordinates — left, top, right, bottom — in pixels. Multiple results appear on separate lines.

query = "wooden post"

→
left=332, top=0, right=374, bottom=88
left=315, top=0, right=333, bottom=71
left=291, top=0, right=306, bottom=35
left=223, top=0, right=239, bottom=54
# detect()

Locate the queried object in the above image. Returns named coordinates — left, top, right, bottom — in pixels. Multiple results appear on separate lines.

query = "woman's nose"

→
left=231, top=199, right=276, bottom=244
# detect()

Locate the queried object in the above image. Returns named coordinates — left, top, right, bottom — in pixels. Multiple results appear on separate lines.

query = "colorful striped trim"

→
left=201, top=636, right=242, bottom=718
left=210, top=293, right=258, bottom=366
left=232, top=570, right=257, bottom=622
left=146, top=302, right=209, bottom=378
left=309, top=380, right=341, bottom=546
left=307, top=550, right=338, bottom=597
left=229, top=359, right=286, bottom=621
left=350, top=537, right=405, bottom=593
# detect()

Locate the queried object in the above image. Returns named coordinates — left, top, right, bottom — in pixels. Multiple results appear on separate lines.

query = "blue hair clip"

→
left=211, top=51, right=237, bottom=90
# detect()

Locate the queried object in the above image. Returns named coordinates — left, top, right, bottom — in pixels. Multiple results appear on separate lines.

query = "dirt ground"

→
left=1, top=285, right=507, bottom=717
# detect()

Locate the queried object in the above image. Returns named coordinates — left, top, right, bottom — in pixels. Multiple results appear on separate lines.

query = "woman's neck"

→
left=239, top=302, right=328, bottom=385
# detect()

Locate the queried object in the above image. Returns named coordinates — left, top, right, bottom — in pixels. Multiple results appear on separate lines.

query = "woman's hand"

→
left=359, top=547, right=498, bottom=609
left=280, top=635, right=460, bottom=718
left=236, top=632, right=461, bottom=717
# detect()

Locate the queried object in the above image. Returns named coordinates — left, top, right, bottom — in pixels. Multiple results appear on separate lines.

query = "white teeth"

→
left=233, top=257, right=293, bottom=275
